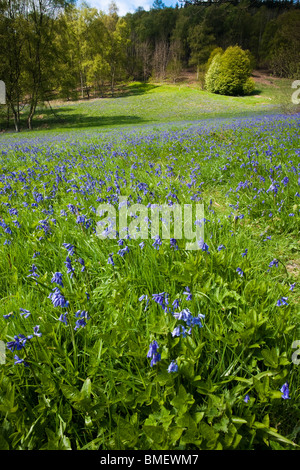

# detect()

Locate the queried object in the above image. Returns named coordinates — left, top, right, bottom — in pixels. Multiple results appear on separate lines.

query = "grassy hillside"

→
left=0, top=72, right=298, bottom=134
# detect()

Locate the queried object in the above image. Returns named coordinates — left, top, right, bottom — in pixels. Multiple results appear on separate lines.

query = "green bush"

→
left=205, top=45, right=254, bottom=96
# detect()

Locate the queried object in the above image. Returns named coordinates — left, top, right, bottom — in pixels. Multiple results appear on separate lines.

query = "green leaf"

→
left=170, top=385, right=195, bottom=414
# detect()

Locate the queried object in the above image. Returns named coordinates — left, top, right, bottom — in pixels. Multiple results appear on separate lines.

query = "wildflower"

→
left=19, top=308, right=31, bottom=319
left=198, top=239, right=210, bottom=253
left=139, top=241, right=145, bottom=249
left=139, top=294, right=149, bottom=311
left=118, top=246, right=130, bottom=257
left=48, top=288, right=69, bottom=308
left=152, top=292, right=168, bottom=311
left=51, top=272, right=64, bottom=287
left=33, top=325, right=42, bottom=337
left=167, top=360, right=178, bottom=373
left=276, top=297, right=288, bottom=307
left=290, top=283, right=296, bottom=292
left=147, top=340, right=161, bottom=367
left=107, top=253, right=114, bottom=266
left=27, top=264, right=39, bottom=279
left=244, top=394, right=250, bottom=403
left=147, top=340, right=159, bottom=358
left=14, top=355, right=29, bottom=367
left=77, top=258, right=85, bottom=272
left=172, top=298, right=181, bottom=310
left=217, top=244, right=226, bottom=251
left=280, top=382, right=290, bottom=399
left=150, top=353, right=161, bottom=367
left=152, top=235, right=162, bottom=250
left=269, top=259, right=278, bottom=268
left=62, top=243, right=75, bottom=256
left=3, top=312, right=14, bottom=320
left=171, top=324, right=189, bottom=338
left=58, top=313, right=68, bottom=325
left=64, top=257, right=75, bottom=278
left=183, top=286, right=192, bottom=301
left=170, top=238, right=179, bottom=250
left=241, top=249, right=248, bottom=257
left=236, top=267, right=244, bottom=277
left=74, top=310, right=90, bottom=330
left=7, top=334, right=27, bottom=352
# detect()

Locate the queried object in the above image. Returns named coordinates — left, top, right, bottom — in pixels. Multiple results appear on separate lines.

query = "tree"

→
left=205, top=45, right=255, bottom=95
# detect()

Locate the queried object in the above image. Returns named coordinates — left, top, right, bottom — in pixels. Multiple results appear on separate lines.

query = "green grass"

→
left=0, top=84, right=299, bottom=450
left=1, top=76, right=298, bottom=134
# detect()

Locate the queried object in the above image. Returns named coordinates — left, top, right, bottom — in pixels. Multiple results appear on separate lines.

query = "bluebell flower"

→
left=58, top=313, right=68, bottom=325
left=241, top=249, right=248, bottom=257
left=244, top=394, right=250, bottom=403
left=280, top=382, right=290, bottom=399
left=152, top=292, right=168, bottom=311
left=33, top=325, right=42, bottom=337
left=150, top=352, right=161, bottom=367
left=48, top=288, right=69, bottom=308
left=198, top=239, right=210, bottom=253
left=171, top=324, right=189, bottom=338
left=7, top=334, right=27, bottom=352
left=147, top=340, right=159, bottom=358
left=118, top=246, right=130, bottom=257
left=139, top=294, right=149, bottom=311
left=51, top=272, right=64, bottom=287
left=19, top=308, right=31, bottom=319
left=27, top=264, right=39, bottom=279
left=269, top=259, right=278, bottom=268
left=290, top=283, right=296, bottom=292
left=217, top=244, right=226, bottom=251
left=167, top=360, right=178, bottom=373
left=236, top=268, right=244, bottom=277
left=139, top=241, right=145, bottom=249
left=107, top=253, right=114, bottom=266
left=65, top=257, right=75, bottom=278
left=276, top=297, right=288, bottom=307
left=62, top=243, right=75, bottom=256
left=14, top=355, right=29, bottom=367
left=3, top=312, right=14, bottom=320
left=172, top=298, right=181, bottom=310
left=74, top=310, right=90, bottom=330
left=152, top=235, right=162, bottom=250
left=183, top=287, right=192, bottom=301
left=77, top=258, right=85, bottom=272
left=170, top=238, right=178, bottom=250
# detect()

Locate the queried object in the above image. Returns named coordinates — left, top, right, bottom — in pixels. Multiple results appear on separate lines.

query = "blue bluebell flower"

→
left=51, top=272, right=64, bottom=287
left=20, top=308, right=31, bottom=319
left=236, top=268, right=244, bottom=277
left=183, top=287, right=192, bottom=301
left=74, top=310, right=90, bottom=330
left=48, top=288, right=69, bottom=308
left=280, top=382, right=290, bottom=399
left=276, top=297, right=288, bottom=307
left=244, top=394, right=250, bottom=403
left=107, top=253, right=114, bottom=266
left=167, top=360, right=178, bottom=373
left=269, top=259, right=278, bottom=268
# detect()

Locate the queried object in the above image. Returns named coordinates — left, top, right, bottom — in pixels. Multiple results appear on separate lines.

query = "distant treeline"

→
left=0, top=0, right=299, bottom=131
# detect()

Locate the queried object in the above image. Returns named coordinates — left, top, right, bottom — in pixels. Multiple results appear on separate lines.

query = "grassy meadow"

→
left=0, top=77, right=299, bottom=450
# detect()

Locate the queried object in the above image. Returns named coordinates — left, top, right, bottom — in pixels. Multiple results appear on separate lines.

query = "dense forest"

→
left=0, top=0, right=300, bottom=130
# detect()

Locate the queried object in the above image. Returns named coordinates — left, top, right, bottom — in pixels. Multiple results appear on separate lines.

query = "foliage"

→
left=205, top=46, right=254, bottom=96
left=0, top=111, right=299, bottom=449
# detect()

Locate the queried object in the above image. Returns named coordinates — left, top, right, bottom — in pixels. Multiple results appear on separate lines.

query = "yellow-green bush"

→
left=205, top=46, right=254, bottom=96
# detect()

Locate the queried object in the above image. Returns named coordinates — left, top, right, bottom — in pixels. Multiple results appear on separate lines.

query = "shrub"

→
left=205, top=45, right=254, bottom=96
